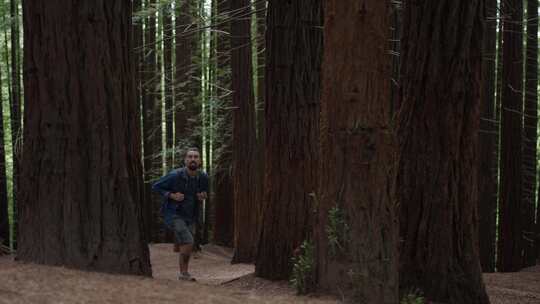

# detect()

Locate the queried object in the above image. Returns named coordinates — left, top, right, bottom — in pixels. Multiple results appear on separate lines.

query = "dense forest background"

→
left=0, top=0, right=538, bottom=303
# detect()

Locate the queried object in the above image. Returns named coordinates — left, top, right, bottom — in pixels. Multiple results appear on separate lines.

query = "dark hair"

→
left=184, top=147, right=200, bottom=158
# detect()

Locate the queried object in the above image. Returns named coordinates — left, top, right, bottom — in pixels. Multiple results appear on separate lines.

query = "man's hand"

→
left=169, top=192, right=185, bottom=202
left=196, top=192, right=207, bottom=202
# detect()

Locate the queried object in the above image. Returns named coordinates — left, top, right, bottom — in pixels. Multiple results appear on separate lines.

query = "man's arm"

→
left=152, top=171, right=177, bottom=198
left=196, top=172, right=209, bottom=201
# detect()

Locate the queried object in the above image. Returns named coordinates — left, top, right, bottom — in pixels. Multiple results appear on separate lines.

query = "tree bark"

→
left=398, top=1, right=490, bottom=303
left=478, top=0, right=498, bottom=273
left=133, top=0, right=149, bottom=247
left=192, top=0, right=205, bottom=252
left=255, top=0, right=322, bottom=280
left=316, top=1, right=398, bottom=302
left=212, top=0, right=234, bottom=248
left=390, top=2, right=401, bottom=112
left=175, top=0, right=198, bottom=151
left=142, top=0, right=158, bottom=242
left=18, top=0, right=151, bottom=275
left=10, top=0, right=20, bottom=250
left=254, top=0, right=266, bottom=256
left=163, top=3, right=174, bottom=171
left=230, top=0, right=259, bottom=263
left=498, top=0, right=524, bottom=272
left=524, top=0, right=538, bottom=267
left=0, top=60, right=9, bottom=249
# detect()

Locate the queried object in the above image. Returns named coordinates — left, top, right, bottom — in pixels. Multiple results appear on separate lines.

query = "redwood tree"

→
left=398, top=1, right=490, bottom=303
left=478, top=0, right=498, bottom=273
left=498, top=0, right=524, bottom=272
left=230, top=0, right=259, bottom=263
left=18, top=0, right=151, bottom=275
left=212, top=0, right=234, bottom=248
left=0, top=64, right=9, bottom=249
left=524, top=0, right=538, bottom=267
left=163, top=3, right=174, bottom=170
left=175, top=0, right=198, bottom=150
left=142, top=0, right=158, bottom=242
left=10, top=0, right=20, bottom=250
left=316, top=1, right=398, bottom=302
left=256, top=0, right=322, bottom=280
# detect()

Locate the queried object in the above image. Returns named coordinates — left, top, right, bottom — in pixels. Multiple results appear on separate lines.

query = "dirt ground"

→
left=0, top=244, right=539, bottom=303
left=483, top=265, right=540, bottom=304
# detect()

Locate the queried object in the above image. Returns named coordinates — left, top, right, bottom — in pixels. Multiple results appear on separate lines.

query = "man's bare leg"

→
left=179, top=244, right=193, bottom=277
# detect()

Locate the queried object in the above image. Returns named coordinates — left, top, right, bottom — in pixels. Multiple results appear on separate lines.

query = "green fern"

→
left=290, top=240, right=315, bottom=295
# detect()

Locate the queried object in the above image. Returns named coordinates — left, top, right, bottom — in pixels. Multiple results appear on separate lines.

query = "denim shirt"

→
left=152, top=167, right=209, bottom=226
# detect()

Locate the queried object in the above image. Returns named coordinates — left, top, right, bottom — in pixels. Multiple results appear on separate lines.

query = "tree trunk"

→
left=255, top=0, right=322, bottom=280
left=498, top=0, right=524, bottom=272
left=316, top=1, right=397, bottom=302
left=390, top=2, right=401, bottom=112
left=142, top=0, right=158, bottom=242
left=524, top=0, right=538, bottom=267
left=18, top=0, right=151, bottom=275
left=254, top=0, right=266, bottom=255
left=478, top=0, right=498, bottom=273
left=212, top=0, right=234, bottom=248
left=154, top=4, right=163, bottom=176
left=315, top=0, right=398, bottom=303
left=2, top=11, right=13, bottom=249
left=398, top=1, right=490, bottom=303
left=230, top=0, right=258, bottom=263
left=163, top=4, right=174, bottom=171
left=133, top=0, right=149, bottom=247
left=10, top=0, right=20, bottom=250
left=175, top=0, right=198, bottom=151
left=0, top=61, right=9, bottom=249
left=191, top=0, right=205, bottom=252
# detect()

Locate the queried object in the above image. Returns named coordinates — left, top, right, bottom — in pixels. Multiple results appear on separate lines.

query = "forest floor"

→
left=0, top=244, right=538, bottom=304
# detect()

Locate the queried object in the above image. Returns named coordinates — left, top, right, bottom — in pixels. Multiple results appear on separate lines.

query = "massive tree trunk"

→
left=18, top=0, right=151, bottom=275
left=230, top=0, right=258, bottom=263
left=478, top=0, right=498, bottom=273
left=256, top=0, right=322, bottom=280
left=498, top=0, right=524, bottom=272
left=212, top=0, right=234, bottom=248
left=524, top=0, right=538, bottom=267
left=316, top=1, right=397, bottom=302
left=398, top=1, right=490, bottom=303
left=0, top=64, right=9, bottom=249
left=142, top=0, right=158, bottom=242
left=163, top=3, right=174, bottom=171
left=10, top=0, right=20, bottom=250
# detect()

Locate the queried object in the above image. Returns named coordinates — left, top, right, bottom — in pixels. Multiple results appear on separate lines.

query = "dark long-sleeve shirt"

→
left=152, top=167, right=209, bottom=225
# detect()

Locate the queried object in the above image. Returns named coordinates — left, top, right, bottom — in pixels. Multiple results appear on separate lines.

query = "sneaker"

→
left=178, top=272, right=196, bottom=282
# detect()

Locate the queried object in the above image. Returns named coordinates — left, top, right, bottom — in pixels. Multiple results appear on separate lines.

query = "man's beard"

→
left=188, top=162, right=199, bottom=170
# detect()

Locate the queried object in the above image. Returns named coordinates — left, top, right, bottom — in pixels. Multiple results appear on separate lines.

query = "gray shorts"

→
left=170, top=217, right=194, bottom=245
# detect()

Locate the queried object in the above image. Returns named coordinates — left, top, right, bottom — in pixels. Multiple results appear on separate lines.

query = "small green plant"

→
left=326, top=206, right=349, bottom=256
left=290, top=239, right=315, bottom=295
left=400, top=288, right=425, bottom=304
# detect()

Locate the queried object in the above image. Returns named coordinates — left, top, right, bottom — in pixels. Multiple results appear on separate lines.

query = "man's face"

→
left=185, top=151, right=201, bottom=170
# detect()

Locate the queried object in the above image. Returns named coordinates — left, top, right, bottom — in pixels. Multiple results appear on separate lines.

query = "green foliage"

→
left=326, top=205, right=348, bottom=257
left=290, top=239, right=315, bottom=295
left=400, top=288, right=425, bottom=304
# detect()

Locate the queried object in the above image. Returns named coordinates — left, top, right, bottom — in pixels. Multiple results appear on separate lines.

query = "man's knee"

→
left=180, top=252, right=190, bottom=264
